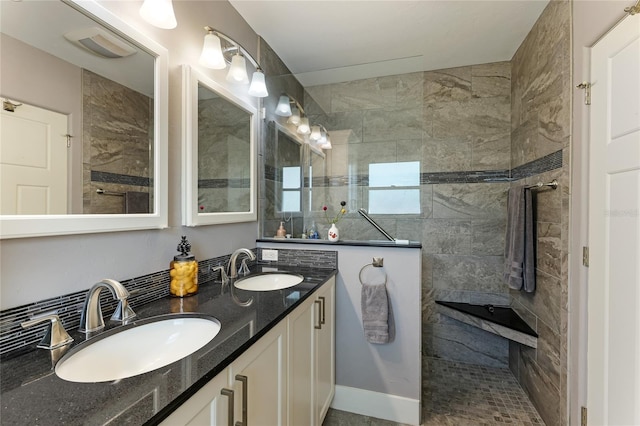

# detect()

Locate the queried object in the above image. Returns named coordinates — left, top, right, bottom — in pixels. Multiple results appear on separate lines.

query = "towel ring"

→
left=359, top=257, right=387, bottom=286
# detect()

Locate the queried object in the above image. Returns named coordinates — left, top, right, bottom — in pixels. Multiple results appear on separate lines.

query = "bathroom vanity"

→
left=0, top=265, right=336, bottom=425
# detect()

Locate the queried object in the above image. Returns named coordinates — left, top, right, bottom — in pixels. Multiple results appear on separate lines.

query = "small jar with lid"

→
left=170, top=236, right=198, bottom=297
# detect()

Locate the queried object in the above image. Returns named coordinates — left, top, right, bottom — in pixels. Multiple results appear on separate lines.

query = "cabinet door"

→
left=315, top=278, right=335, bottom=425
left=288, top=295, right=315, bottom=426
left=229, top=321, right=288, bottom=426
left=160, top=370, right=232, bottom=426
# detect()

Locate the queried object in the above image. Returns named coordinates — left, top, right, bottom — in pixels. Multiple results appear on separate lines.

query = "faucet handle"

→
left=21, top=312, right=74, bottom=349
left=239, top=259, right=250, bottom=276
left=212, top=265, right=229, bottom=285
left=111, top=299, right=136, bottom=324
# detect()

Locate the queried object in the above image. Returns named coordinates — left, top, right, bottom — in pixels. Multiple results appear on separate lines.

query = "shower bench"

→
left=435, top=301, right=538, bottom=348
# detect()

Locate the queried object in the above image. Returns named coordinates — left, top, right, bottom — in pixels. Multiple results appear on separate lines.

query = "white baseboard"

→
left=330, top=385, right=421, bottom=425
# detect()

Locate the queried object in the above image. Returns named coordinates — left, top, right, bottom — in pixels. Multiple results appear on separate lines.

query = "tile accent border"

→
left=198, top=178, right=251, bottom=189
left=265, top=150, right=562, bottom=188
left=257, top=247, right=338, bottom=269
left=511, top=150, right=563, bottom=180
left=91, top=171, right=151, bottom=187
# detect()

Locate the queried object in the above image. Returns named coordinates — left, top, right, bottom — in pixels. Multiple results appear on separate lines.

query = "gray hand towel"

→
left=361, top=282, right=395, bottom=344
left=503, top=186, right=535, bottom=292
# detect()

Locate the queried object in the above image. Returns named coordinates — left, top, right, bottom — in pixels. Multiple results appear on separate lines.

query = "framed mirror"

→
left=0, top=0, right=168, bottom=239
left=182, top=65, right=257, bottom=226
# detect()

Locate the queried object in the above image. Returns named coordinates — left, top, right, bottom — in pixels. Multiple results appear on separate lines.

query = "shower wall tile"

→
left=304, top=84, right=332, bottom=115
left=536, top=222, right=562, bottom=279
left=423, top=136, right=472, bottom=173
left=332, top=76, right=397, bottom=112
left=511, top=270, right=562, bottom=334
left=471, top=62, right=511, bottom=98
left=519, top=349, right=561, bottom=426
left=433, top=183, right=508, bottom=219
left=421, top=219, right=472, bottom=255
left=432, top=254, right=504, bottom=293
left=472, top=132, right=511, bottom=170
left=427, top=321, right=509, bottom=367
left=423, top=67, right=472, bottom=103
left=308, top=110, right=364, bottom=145
left=363, top=105, right=424, bottom=142
left=535, top=320, right=562, bottom=388
left=397, top=72, right=424, bottom=106
left=471, top=219, right=506, bottom=256
left=432, top=96, right=510, bottom=139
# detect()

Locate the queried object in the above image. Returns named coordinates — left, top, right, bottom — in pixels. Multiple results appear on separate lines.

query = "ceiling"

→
left=229, top=0, right=550, bottom=87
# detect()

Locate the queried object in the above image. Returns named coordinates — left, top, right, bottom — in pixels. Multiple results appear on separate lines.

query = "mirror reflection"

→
left=0, top=0, right=155, bottom=215
left=197, top=84, right=251, bottom=213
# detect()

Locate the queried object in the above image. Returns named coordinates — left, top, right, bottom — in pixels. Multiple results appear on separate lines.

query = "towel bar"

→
left=359, top=258, right=387, bottom=286
left=525, top=179, right=558, bottom=190
left=96, top=189, right=125, bottom=196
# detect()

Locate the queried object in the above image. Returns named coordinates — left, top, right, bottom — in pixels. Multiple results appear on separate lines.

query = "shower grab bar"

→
left=357, top=208, right=395, bottom=241
left=96, top=189, right=124, bottom=196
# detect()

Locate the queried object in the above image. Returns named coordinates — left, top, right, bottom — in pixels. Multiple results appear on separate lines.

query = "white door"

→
left=0, top=102, right=68, bottom=214
left=587, top=14, right=640, bottom=426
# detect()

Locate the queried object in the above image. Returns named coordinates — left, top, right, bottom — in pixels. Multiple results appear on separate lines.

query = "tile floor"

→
left=323, top=358, right=545, bottom=426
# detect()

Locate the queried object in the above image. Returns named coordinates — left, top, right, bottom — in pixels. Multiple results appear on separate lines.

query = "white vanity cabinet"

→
left=289, top=277, right=335, bottom=426
left=160, top=320, right=288, bottom=426
left=160, top=277, right=335, bottom=426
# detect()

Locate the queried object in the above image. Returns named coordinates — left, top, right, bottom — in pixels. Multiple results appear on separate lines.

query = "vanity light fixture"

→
left=227, top=53, right=249, bottom=84
left=199, top=26, right=268, bottom=97
left=297, top=117, right=311, bottom=135
left=289, top=106, right=301, bottom=125
left=309, top=125, right=322, bottom=141
left=275, top=95, right=292, bottom=116
left=139, top=0, right=177, bottom=29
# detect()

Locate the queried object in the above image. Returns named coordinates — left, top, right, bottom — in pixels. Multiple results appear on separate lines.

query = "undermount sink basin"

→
left=55, top=314, right=221, bottom=383
left=234, top=272, right=304, bottom=291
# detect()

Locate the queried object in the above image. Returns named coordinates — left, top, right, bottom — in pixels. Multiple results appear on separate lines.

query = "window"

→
left=368, top=161, right=420, bottom=214
left=281, top=166, right=301, bottom=212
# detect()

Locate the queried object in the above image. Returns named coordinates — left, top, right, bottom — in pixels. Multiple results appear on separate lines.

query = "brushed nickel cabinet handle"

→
left=221, top=388, right=234, bottom=426
left=319, top=296, right=326, bottom=325
left=235, top=374, right=248, bottom=426
left=314, top=300, right=322, bottom=329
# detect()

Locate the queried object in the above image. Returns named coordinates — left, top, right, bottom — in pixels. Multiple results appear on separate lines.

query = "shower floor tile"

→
left=323, top=357, right=545, bottom=426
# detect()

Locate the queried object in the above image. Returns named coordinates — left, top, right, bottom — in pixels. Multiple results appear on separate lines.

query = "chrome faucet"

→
left=79, top=279, right=136, bottom=333
left=228, top=248, right=256, bottom=279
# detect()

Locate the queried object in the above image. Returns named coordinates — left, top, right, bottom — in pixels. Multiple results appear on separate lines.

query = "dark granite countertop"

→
left=257, top=238, right=422, bottom=249
left=0, top=265, right=336, bottom=426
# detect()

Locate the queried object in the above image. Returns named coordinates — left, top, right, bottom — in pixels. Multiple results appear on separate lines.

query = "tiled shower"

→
left=260, top=0, right=570, bottom=424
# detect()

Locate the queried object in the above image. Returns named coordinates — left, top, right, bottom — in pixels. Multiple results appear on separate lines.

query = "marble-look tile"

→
left=397, top=72, right=424, bottom=107
left=433, top=183, right=508, bottom=219
left=332, top=76, right=397, bottom=112
left=396, top=139, right=424, bottom=166
left=535, top=319, right=562, bottom=389
left=534, top=179, right=562, bottom=223
left=511, top=297, right=538, bottom=333
left=471, top=219, right=506, bottom=256
left=471, top=62, right=511, bottom=98
left=421, top=219, right=471, bottom=255
left=509, top=341, right=521, bottom=380
left=432, top=96, right=510, bottom=138
left=519, top=349, right=561, bottom=426
left=429, top=322, right=509, bottom=367
left=472, top=132, right=511, bottom=171
left=512, top=269, right=561, bottom=335
left=468, top=291, right=510, bottom=306
left=311, top=110, right=364, bottom=145
left=363, top=105, right=424, bottom=142
left=305, top=84, right=332, bottom=115
left=423, top=136, right=472, bottom=172
left=424, top=66, right=471, bottom=103
left=537, top=222, right=562, bottom=279
left=432, top=254, right=504, bottom=293
left=259, top=37, right=292, bottom=77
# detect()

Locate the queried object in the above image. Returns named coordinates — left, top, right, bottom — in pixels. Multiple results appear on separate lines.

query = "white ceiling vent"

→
left=64, top=27, right=137, bottom=59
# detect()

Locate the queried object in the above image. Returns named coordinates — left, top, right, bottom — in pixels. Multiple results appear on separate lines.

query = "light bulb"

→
left=310, top=125, right=321, bottom=141
left=199, top=31, right=226, bottom=69
left=226, top=53, right=249, bottom=84
left=297, top=117, right=310, bottom=135
left=320, top=136, right=332, bottom=149
left=248, top=70, right=268, bottom=97
left=288, top=106, right=301, bottom=125
left=318, top=130, right=327, bottom=144
left=139, top=0, right=177, bottom=29
left=275, top=96, right=292, bottom=116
